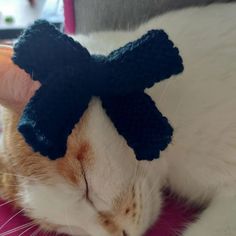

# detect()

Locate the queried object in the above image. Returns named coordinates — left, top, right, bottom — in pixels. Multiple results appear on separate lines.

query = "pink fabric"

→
left=0, top=193, right=201, bottom=236
left=0, top=199, right=65, bottom=236
left=63, top=0, right=76, bottom=34
left=145, top=191, right=201, bottom=236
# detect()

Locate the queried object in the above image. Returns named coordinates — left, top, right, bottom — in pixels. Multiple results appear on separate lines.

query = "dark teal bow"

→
left=12, top=20, right=183, bottom=160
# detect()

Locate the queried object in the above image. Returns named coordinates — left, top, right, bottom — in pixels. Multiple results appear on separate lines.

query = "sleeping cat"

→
left=0, top=2, right=236, bottom=236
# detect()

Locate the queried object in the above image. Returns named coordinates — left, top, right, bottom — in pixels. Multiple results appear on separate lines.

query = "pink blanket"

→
left=0, top=192, right=200, bottom=236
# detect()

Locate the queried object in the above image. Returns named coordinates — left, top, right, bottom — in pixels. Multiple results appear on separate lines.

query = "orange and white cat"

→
left=0, top=2, right=236, bottom=236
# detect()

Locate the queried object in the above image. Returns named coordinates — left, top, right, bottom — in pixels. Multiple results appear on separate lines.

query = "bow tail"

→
left=101, top=92, right=173, bottom=161
left=18, top=74, right=91, bottom=160
left=105, top=30, right=184, bottom=95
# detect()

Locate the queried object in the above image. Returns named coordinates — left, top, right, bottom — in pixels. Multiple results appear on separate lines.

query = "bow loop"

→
left=102, top=30, right=183, bottom=95
left=12, top=20, right=91, bottom=84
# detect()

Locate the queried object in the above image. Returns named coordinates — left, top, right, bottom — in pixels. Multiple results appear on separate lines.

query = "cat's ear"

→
left=0, top=45, right=40, bottom=112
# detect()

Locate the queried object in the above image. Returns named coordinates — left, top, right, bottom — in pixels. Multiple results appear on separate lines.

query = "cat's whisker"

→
left=0, top=221, right=35, bottom=236
left=0, top=208, right=25, bottom=230
left=30, top=227, right=42, bottom=236
left=0, top=197, right=21, bottom=207
left=18, top=224, right=37, bottom=236
left=42, top=230, right=50, bottom=236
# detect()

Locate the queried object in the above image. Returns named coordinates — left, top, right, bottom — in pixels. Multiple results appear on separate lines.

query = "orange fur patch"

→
left=98, top=212, right=119, bottom=234
left=0, top=107, right=94, bottom=201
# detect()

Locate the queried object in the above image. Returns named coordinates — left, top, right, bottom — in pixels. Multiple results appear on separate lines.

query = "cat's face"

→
left=0, top=46, right=166, bottom=235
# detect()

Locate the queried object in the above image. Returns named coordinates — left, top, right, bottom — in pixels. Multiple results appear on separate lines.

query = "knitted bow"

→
left=12, top=20, right=183, bottom=160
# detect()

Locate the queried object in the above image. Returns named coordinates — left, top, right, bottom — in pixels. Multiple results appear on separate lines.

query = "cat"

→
left=0, top=2, right=236, bottom=236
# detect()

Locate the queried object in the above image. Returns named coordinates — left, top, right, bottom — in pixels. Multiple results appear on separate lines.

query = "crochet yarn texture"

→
left=13, top=20, right=183, bottom=160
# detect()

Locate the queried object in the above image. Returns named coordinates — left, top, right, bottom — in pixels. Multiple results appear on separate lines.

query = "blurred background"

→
left=0, top=0, right=232, bottom=44
left=73, top=0, right=233, bottom=33
left=0, top=0, right=64, bottom=44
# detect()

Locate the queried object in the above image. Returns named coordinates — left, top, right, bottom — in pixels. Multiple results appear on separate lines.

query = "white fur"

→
left=16, top=2, right=236, bottom=236
left=18, top=98, right=164, bottom=236
left=19, top=176, right=111, bottom=235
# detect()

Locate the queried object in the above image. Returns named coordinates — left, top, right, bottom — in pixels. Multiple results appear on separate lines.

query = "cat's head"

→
left=0, top=45, right=166, bottom=236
